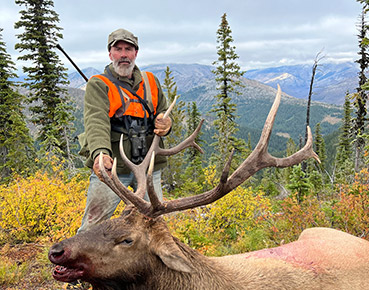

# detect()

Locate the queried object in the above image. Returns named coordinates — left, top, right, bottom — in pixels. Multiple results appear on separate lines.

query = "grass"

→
left=0, top=243, right=62, bottom=289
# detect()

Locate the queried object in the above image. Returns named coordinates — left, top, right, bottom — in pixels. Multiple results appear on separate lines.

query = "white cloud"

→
left=0, top=0, right=363, bottom=73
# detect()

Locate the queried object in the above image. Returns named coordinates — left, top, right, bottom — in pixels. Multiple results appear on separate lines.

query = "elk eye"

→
left=118, top=238, right=133, bottom=246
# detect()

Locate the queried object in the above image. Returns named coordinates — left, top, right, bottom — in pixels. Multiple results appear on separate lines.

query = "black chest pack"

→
left=102, top=66, right=156, bottom=164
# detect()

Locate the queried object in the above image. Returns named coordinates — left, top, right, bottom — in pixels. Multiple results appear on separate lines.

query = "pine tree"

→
left=283, top=138, right=298, bottom=184
left=313, top=123, right=327, bottom=170
left=14, top=0, right=76, bottom=166
left=161, top=66, right=186, bottom=192
left=186, top=101, right=203, bottom=159
left=211, top=13, right=247, bottom=171
left=0, top=28, right=36, bottom=182
left=352, top=5, right=369, bottom=171
left=180, top=101, right=205, bottom=195
left=287, top=164, right=311, bottom=204
left=336, top=93, right=353, bottom=165
left=335, top=93, right=354, bottom=183
left=309, top=122, right=328, bottom=187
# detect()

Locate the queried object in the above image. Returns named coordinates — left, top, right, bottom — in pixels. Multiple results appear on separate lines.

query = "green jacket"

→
left=79, top=63, right=168, bottom=174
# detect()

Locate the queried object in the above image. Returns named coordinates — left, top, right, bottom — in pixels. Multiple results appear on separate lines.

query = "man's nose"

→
left=119, top=50, right=128, bottom=58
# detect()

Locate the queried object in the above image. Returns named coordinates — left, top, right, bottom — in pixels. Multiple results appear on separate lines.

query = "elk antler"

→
left=99, top=86, right=320, bottom=218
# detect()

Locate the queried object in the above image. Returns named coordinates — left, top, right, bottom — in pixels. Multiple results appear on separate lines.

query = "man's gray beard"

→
left=112, top=59, right=135, bottom=77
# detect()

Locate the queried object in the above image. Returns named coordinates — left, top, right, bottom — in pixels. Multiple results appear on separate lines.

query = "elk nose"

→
left=48, top=243, right=65, bottom=261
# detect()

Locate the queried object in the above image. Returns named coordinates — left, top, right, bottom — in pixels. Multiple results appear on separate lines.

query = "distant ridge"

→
left=66, top=61, right=357, bottom=105
left=64, top=63, right=345, bottom=142
left=244, top=62, right=358, bottom=105
left=68, top=67, right=101, bottom=89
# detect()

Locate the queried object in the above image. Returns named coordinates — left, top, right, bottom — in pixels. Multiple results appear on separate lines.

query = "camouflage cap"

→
left=107, top=28, right=139, bottom=51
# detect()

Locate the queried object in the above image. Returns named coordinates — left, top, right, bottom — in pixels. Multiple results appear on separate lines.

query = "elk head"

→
left=49, top=85, right=320, bottom=288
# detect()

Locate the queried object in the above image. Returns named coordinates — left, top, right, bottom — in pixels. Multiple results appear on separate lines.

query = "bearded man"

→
left=77, top=28, right=172, bottom=234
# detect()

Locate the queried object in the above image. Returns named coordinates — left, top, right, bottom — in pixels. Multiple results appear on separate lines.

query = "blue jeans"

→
left=78, top=170, right=162, bottom=233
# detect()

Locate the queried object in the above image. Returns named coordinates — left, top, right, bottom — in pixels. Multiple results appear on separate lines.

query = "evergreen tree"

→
left=161, top=66, right=186, bottom=192
left=14, top=0, right=76, bottom=166
left=335, top=93, right=354, bottom=183
left=0, top=28, right=35, bottom=182
left=352, top=5, right=369, bottom=171
left=287, top=164, right=311, bottom=204
left=283, top=138, right=298, bottom=184
left=258, top=168, right=279, bottom=197
left=180, top=101, right=205, bottom=195
left=186, top=101, right=203, bottom=159
left=308, top=170, right=323, bottom=199
left=336, top=93, right=353, bottom=165
left=309, top=122, right=328, bottom=188
left=313, top=123, right=327, bottom=170
left=211, top=13, right=247, bottom=171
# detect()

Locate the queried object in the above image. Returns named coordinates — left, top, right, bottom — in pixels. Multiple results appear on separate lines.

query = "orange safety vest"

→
left=92, top=71, right=159, bottom=118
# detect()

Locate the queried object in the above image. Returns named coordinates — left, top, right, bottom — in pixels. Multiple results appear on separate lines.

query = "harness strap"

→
left=141, top=72, right=154, bottom=112
left=103, top=66, right=154, bottom=120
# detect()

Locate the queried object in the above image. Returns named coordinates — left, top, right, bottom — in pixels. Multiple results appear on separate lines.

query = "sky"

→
left=0, top=0, right=363, bottom=73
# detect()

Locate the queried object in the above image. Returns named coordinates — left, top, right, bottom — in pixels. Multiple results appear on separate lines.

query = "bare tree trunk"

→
left=302, top=51, right=324, bottom=172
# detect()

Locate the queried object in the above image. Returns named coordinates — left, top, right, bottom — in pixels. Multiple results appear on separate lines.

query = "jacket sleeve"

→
left=84, top=77, right=112, bottom=161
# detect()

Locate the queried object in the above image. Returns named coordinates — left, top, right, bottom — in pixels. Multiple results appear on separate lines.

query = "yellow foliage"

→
left=166, top=166, right=273, bottom=255
left=0, top=168, right=88, bottom=243
left=204, top=186, right=271, bottom=233
left=200, top=165, right=272, bottom=235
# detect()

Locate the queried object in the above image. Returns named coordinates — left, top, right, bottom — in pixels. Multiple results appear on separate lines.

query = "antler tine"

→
left=163, top=95, right=178, bottom=119
left=255, top=84, right=282, bottom=152
left=155, top=119, right=204, bottom=156
left=98, top=95, right=197, bottom=215
left=145, top=86, right=319, bottom=218
left=98, top=153, right=130, bottom=205
left=146, top=151, right=161, bottom=209
left=109, top=157, right=151, bottom=212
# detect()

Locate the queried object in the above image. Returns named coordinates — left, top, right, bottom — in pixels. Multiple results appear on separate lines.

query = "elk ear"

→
left=156, top=243, right=194, bottom=273
left=150, top=232, right=194, bottom=273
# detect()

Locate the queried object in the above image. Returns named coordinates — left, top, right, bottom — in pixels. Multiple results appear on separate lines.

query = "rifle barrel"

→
left=56, top=44, right=89, bottom=82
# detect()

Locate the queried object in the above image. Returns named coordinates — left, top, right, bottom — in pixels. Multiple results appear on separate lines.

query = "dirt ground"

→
left=0, top=243, right=70, bottom=290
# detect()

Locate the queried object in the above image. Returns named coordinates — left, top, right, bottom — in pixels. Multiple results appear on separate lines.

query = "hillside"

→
left=68, top=62, right=357, bottom=105
left=179, top=78, right=342, bottom=141
left=66, top=63, right=343, bottom=147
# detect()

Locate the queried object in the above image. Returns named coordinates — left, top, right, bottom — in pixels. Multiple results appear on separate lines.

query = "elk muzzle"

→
left=49, top=241, right=91, bottom=282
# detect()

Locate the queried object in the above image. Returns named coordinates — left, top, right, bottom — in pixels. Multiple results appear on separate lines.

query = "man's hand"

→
left=93, top=153, right=114, bottom=179
left=154, top=113, right=172, bottom=136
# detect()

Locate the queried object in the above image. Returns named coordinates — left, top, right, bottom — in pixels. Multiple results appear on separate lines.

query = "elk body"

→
left=49, top=87, right=369, bottom=289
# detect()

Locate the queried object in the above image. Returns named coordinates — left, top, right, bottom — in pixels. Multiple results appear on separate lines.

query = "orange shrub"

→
left=332, top=168, right=369, bottom=239
left=269, top=194, right=331, bottom=243
left=269, top=168, right=369, bottom=243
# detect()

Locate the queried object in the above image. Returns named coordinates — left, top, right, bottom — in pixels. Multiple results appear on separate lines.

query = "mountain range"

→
left=68, top=62, right=358, bottom=106
left=66, top=62, right=352, bottom=142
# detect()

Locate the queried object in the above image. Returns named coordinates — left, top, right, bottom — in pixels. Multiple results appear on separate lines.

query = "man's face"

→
left=109, top=41, right=138, bottom=77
